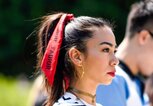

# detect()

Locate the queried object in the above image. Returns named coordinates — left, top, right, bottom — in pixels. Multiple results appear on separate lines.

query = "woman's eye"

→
left=114, top=49, right=117, bottom=53
left=103, top=48, right=110, bottom=52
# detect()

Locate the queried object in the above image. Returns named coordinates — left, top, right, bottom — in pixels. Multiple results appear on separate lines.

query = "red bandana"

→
left=41, top=14, right=74, bottom=86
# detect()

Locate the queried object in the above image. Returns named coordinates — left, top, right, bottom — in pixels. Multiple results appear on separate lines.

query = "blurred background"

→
left=0, top=0, right=138, bottom=106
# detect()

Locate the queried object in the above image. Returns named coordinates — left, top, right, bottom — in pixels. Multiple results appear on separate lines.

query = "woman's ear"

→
left=138, top=30, right=150, bottom=45
left=68, top=47, right=83, bottom=67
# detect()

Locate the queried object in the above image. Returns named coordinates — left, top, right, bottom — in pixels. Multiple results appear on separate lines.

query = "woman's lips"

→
left=107, top=71, right=116, bottom=77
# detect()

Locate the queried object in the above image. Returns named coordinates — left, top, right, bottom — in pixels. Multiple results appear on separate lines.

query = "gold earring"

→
left=80, top=65, right=85, bottom=78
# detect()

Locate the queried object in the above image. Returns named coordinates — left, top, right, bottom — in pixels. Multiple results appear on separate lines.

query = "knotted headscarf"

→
left=41, top=14, right=74, bottom=86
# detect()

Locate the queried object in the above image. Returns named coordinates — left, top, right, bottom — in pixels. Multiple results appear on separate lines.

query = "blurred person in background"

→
left=27, top=75, right=47, bottom=106
left=34, top=12, right=119, bottom=106
left=96, top=0, right=153, bottom=106
left=145, top=74, right=153, bottom=106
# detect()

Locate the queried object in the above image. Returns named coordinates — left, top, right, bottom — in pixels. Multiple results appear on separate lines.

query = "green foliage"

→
left=0, top=0, right=138, bottom=76
left=0, top=75, right=31, bottom=106
left=0, top=1, right=140, bottom=105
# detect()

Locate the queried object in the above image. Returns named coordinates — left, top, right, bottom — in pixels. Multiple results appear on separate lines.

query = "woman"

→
left=36, top=12, right=119, bottom=106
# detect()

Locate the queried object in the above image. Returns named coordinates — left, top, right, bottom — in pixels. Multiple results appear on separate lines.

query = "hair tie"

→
left=41, top=14, right=74, bottom=86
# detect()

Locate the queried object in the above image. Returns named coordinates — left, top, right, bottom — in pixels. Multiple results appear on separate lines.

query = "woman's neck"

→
left=116, top=39, right=139, bottom=75
left=70, top=79, right=97, bottom=105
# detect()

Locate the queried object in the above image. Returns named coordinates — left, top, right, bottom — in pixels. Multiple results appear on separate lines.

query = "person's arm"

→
left=96, top=75, right=129, bottom=106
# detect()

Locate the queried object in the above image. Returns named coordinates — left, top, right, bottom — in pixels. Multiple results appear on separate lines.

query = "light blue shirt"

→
left=96, top=64, right=149, bottom=106
left=96, top=75, right=129, bottom=106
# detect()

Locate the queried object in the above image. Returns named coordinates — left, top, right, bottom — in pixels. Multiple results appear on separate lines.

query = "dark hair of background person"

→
left=125, top=0, right=153, bottom=39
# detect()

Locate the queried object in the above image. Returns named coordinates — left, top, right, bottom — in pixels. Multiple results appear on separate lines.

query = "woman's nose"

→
left=110, top=55, right=119, bottom=66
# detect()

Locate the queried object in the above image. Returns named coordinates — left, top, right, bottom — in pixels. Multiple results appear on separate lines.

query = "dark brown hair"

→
left=126, top=0, right=153, bottom=38
left=36, top=12, right=112, bottom=106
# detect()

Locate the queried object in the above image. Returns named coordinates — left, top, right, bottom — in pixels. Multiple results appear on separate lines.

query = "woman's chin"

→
left=100, top=79, right=113, bottom=85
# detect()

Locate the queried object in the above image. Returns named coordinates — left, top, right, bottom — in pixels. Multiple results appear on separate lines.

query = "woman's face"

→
left=82, top=26, right=119, bottom=85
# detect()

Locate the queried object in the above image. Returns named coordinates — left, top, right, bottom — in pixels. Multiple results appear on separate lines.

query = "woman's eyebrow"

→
left=99, top=42, right=117, bottom=48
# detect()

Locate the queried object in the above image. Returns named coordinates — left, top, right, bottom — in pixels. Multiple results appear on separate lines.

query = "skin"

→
left=69, top=26, right=119, bottom=105
left=116, top=30, right=153, bottom=77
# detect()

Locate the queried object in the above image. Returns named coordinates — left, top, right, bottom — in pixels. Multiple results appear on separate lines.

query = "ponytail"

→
left=37, top=13, right=74, bottom=105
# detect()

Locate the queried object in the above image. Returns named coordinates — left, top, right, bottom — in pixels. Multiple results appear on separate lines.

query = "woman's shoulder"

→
left=53, top=92, right=103, bottom=106
left=53, top=92, right=85, bottom=106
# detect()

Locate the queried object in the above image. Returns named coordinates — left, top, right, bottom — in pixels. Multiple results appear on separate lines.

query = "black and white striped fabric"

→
left=53, top=92, right=102, bottom=106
